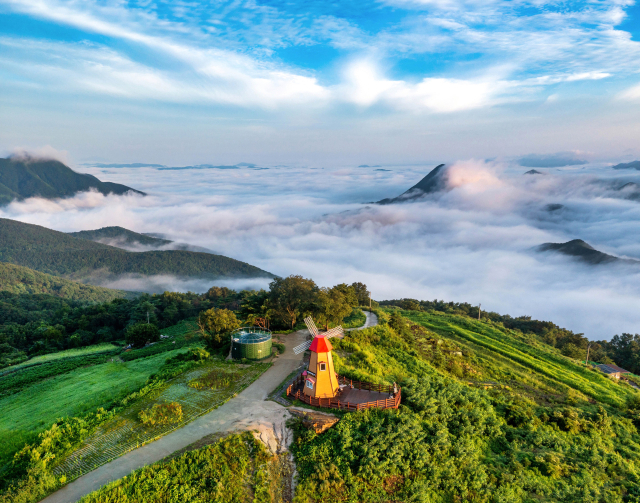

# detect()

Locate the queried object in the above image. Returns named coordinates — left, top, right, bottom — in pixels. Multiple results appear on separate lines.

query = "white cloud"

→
left=618, top=82, right=640, bottom=101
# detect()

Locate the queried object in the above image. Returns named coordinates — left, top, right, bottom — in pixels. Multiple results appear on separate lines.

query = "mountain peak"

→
left=377, top=164, right=447, bottom=204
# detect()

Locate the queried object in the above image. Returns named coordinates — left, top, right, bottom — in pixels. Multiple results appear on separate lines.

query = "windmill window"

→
left=319, top=363, right=326, bottom=371
left=305, top=380, right=314, bottom=389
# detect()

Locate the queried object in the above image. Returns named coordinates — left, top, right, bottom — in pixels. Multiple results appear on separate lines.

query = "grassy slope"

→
left=291, top=309, right=640, bottom=503
left=7, top=343, right=120, bottom=371
left=0, top=218, right=275, bottom=279
left=404, top=310, right=630, bottom=407
left=0, top=350, right=185, bottom=465
left=0, top=262, right=127, bottom=302
left=0, top=158, right=141, bottom=205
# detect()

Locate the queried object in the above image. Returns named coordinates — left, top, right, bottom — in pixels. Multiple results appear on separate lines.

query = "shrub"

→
left=138, top=402, right=183, bottom=426
left=273, top=342, right=286, bottom=355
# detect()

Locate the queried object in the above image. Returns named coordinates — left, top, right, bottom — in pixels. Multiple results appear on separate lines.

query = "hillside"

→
left=0, top=262, right=128, bottom=302
left=68, top=226, right=216, bottom=253
left=68, top=227, right=172, bottom=248
left=0, top=157, right=143, bottom=205
left=612, top=160, right=640, bottom=170
left=537, top=239, right=639, bottom=265
left=0, top=218, right=275, bottom=281
left=378, top=164, right=448, bottom=204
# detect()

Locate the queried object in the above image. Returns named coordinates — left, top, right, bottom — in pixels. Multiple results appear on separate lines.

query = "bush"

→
left=125, top=323, right=159, bottom=349
left=138, top=402, right=183, bottom=426
left=273, top=342, right=286, bottom=355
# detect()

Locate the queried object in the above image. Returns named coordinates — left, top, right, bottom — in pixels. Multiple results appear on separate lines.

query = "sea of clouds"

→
left=2, top=158, right=640, bottom=340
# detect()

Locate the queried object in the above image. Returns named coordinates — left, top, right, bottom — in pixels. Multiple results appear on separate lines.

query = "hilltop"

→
left=69, top=226, right=216, bottom=253
left=0, top=262, right=129, bottom=302
left=537, top=239, right=640, bottom=265
left=0, top=157, right=143, bottom=205
left=0, top=219, right=275, bottom=283
left=378, top=164, right=448, bottom=204
left=612, top=160, right=640, bottom=170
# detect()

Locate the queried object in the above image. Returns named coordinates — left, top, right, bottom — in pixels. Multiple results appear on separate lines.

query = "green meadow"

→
left=7, top=343, right=120, bottom=371
left=0, top=349, right=185, bottom=469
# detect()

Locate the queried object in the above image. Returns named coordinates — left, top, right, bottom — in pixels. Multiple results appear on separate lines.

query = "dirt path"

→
left=41, top=329, right=309, bottom=503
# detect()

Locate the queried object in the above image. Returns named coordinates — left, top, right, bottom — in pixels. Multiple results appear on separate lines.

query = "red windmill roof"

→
left=309, top=335, right=333, bottom=353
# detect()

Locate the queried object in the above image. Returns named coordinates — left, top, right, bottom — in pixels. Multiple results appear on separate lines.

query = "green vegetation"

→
left=79, top=433, right=274, bottom=503
left=8, top=343, right=119, bottom=370
left=291, top=309, right=640, bottom=502
left=380, top=298, right=640, bottom=375
left=138, top=402, right=183, bottom=426
left=0, top=157, right=142, bottom=205
left=0, top=350, right=182, bottom=469
left=0, top=262, right=127, bottom=302
left=68, top=226, right=172, bottom=248
left=126, top=322, right=160, bottom=348
left=197, top=307, right=241, bottom=350
left=0, top=218, right=275, bottom=280
left=342, top=308, right=366, bottom=329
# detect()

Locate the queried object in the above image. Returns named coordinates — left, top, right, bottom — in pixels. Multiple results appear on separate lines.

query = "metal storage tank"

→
left=231, top=328, right=272, bottom=360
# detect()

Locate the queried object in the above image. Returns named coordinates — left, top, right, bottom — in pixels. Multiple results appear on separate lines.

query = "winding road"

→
left=41, top=311, right=378, bottom=503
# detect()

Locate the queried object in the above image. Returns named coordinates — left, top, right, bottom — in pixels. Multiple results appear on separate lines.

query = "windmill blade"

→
left=324, top=326, right=344, bottom=339
left=304, top=316, right=319, bottom=336
left=293, top=340, right=313, bottom=355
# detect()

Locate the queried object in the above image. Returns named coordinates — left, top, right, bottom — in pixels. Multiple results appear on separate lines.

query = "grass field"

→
left=7, top=343, right=120, bottom=371
left=342, top=308, right=366, bottom=329
left=0, top=350, right=186, bottom=469
left=401, top=310, right=634, bottom=407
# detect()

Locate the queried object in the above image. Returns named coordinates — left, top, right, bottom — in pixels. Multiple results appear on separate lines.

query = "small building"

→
left=596, top=363, right=631, bottom=379
left=303, top=335, right=340, bottom=399
left=231, top=328, right=272, bottom=360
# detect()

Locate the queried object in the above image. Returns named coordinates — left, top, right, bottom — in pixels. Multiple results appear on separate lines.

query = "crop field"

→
left=120, top=319, right=200, bottom=362
left=53, top=360, right=270, bottom=481
left=402, top=310, right=634, bottom=406
left=0, top=351, right=184, bottom=468
left=7, top=343, right=121, bottom=371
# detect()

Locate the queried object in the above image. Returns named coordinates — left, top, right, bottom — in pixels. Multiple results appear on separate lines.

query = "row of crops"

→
left=53, top=360, right=270, bottom=481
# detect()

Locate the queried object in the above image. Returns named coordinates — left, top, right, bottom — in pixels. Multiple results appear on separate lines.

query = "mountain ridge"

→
left=0, top=157, right=143, bottom=205
left=378, top=164, right=447, bottom=204
left=537, top=239, right=639, bottom=265
left=0, top=219, right=275, bottom=285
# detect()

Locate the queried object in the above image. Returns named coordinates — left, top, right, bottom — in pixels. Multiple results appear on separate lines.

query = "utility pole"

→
left=147, top=311, right=150, bottom=324
left=586, top=343, right=592, bottom=366
left=478, top=303, right=481, bottom=321
left=369, top=293, right=372, bottom=313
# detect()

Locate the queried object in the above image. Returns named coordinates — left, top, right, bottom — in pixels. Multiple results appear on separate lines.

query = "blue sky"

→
left=1, top=0, right=640, bottom=164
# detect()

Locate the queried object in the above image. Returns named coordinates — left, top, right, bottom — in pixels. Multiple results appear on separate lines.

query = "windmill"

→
left=292, top=316, right=344, bottom=355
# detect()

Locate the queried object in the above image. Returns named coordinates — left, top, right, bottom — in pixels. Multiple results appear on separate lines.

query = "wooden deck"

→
left=286, top=374, right=401, bottom=411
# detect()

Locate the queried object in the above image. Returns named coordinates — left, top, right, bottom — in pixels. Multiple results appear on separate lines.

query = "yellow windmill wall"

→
left=304, top=350, right=339, bottom=398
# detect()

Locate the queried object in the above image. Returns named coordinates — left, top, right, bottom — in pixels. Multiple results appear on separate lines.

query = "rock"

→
left=289, top=407, right=339, bottom=434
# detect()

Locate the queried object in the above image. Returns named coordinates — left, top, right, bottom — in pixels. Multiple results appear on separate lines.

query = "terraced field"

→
left=53, top=360, right=270, bottom=481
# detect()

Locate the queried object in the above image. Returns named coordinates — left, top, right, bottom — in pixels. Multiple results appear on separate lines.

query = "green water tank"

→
left=231, top=328, right=272, bottom=360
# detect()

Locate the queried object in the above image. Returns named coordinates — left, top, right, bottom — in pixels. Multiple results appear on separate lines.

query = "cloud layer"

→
left=3, top=160, right=640, bottom=340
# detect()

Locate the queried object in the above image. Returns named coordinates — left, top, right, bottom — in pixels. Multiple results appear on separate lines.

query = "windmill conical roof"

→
left=309, top=335, right=332, bottom=353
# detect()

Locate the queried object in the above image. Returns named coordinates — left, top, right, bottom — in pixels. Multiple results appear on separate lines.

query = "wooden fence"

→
left=286, top=374, right=401, bottom=411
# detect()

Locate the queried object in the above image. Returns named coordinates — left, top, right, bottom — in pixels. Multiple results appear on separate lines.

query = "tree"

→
left=126, top=322, right=159, bottom=348
left=198, top=308, right=240, bottom=349
left=350, top=282, right=370, bottom=306
left=268, top=275, right=319, bottom=329
left=314, top=286, right=354, bottom=330
left=332, top=284, right=359, bottom=308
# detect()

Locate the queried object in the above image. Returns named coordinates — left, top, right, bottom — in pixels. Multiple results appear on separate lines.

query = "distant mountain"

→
left=524, top=169, right=543, bottom=175
left=378, top=164, right=447, bottom=204
left=537, top=239, right=639, bottom=265
left=69, top=226, right=217, bottom=253
left=612, top=161, right=640, bottom=170
left=69, top=227, right=172, bottom=248
left=0, top=262, right=130, bottom=302
left=0, top=219, right=275, bottom=284
left=0, top=157, right=144, bottom=205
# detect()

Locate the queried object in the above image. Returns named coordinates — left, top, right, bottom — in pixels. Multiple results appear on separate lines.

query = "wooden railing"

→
left=286, top=374, right=401, bottom=411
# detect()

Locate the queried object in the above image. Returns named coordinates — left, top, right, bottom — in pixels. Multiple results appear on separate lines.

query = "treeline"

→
left=0, top=276, right=371, bottom=368
left=379, top=298, right=640, bottom=374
